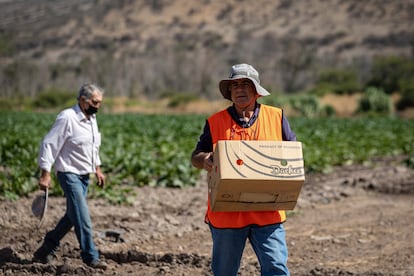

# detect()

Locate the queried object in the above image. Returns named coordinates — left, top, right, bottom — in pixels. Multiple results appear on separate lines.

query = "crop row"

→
left=1, top=112, right=413, bottom=202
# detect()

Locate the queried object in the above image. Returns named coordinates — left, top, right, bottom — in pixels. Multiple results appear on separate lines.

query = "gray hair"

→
left=77, top=83, right=104, bottom=100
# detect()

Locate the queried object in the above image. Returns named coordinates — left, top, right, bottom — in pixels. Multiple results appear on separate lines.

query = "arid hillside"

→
left=0, top=0, right=413, bottom=98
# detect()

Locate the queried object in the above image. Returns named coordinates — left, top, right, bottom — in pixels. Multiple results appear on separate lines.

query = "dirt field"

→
left=1, top=157, right=414, bottom=275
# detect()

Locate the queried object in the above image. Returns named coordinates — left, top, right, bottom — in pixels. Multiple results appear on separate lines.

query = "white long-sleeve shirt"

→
left=38, top=104, right=102, bottom=175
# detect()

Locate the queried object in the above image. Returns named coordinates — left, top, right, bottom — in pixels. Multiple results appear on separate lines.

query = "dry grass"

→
left=320, top=93, right=361, bottom=117
left=104, top=97, right=229, bottom=115
left=103, top=94, right=413, bottom=118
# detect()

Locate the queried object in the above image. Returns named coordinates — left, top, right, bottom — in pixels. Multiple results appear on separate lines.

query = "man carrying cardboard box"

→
left=191, top=63, right=297, bottom=276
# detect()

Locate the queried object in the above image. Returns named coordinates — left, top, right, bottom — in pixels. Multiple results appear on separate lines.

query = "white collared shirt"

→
left=38, top=104, right=102, bottom=175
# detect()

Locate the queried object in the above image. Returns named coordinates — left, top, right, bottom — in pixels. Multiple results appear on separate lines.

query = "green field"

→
left=1, top=111, right=413, bottom=203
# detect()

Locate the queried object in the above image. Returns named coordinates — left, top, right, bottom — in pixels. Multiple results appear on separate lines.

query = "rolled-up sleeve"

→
left=282, top=113, right=296, bottom=141
left=193, top=120, right=213, bottom=153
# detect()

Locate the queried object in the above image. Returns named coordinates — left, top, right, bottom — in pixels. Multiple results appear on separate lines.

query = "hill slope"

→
left=0, top=0, right=413, bottom=98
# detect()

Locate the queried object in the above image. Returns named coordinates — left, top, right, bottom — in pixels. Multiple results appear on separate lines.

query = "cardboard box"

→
left=208, top=140, right=305, bottom=212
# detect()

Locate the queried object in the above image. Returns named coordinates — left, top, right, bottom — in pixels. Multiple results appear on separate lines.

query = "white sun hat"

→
left=219, top=63, right=271, bottom=100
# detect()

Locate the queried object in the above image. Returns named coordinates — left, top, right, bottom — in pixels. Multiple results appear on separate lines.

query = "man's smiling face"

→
left=229, top=79, right=258, bottom=109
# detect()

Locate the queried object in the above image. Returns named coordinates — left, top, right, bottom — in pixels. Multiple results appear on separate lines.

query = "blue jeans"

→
left=42, top=172, right=99, bottom=264
left=209, top=223, right=289, bottom=276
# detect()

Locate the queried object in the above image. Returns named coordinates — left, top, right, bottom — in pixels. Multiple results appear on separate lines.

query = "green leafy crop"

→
left=1, top=111, right=413, bottom=203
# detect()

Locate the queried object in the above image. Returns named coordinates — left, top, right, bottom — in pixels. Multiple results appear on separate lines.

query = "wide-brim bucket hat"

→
left=219, top=63, right=270, bottom=100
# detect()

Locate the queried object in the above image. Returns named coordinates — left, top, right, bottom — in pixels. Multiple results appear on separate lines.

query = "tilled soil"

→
left=1, top=157, right=414, bottom=275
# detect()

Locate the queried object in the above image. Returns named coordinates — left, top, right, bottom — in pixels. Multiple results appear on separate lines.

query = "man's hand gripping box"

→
left=208, top=140, right=305, bottom=212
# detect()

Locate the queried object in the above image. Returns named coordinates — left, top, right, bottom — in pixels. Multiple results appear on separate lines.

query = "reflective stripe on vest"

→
left=206, top=105, right=286, bottom=228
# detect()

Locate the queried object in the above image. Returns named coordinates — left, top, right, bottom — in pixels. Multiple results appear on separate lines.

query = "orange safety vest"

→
left=206, top=104, right=287, bottom=228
